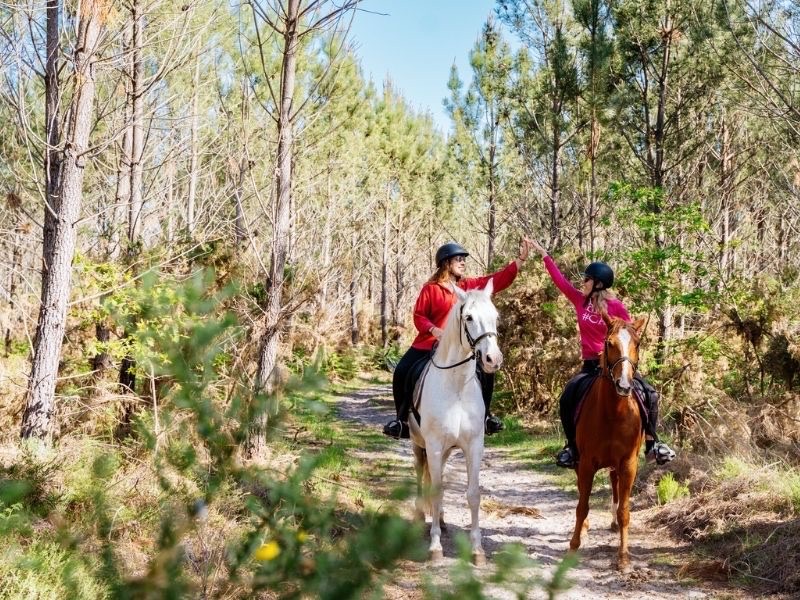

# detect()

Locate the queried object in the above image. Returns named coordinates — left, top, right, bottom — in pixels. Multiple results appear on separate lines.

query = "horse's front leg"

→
left=426, top=445, right=445, bottom=562
left=464, top=438, right=485, bottom=566
left=615, top=460, right=637, bottom=571
left=570, top=463, right=594, bottom=551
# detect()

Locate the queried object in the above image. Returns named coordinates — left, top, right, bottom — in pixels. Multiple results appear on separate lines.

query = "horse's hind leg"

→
left=426, top=445, right=445, bottom=562
left=464, top=440, right=485, bottom=566
left=412, top=444, right=427, bottom=523
left=609, top=469, right=620, bottom=532
left=570, top=464, right=594, bottom=551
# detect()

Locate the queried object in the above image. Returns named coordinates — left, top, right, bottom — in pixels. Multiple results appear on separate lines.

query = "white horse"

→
left=408, top=280, right=502, bottom=566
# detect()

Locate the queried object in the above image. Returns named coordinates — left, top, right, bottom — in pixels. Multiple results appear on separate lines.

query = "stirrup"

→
left=647, top=441, right=676, bottom=465
left=556, top=446, right=578, bottom=468
left=382, top=419, right=409, bottom=440
left=485, top=415, right=504, bottom=435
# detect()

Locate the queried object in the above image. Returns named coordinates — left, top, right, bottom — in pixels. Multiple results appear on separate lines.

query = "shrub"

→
left=657, top=472, right=690, bottom=505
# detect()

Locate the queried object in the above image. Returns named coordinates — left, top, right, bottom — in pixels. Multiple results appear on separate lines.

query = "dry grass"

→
left=481, top=498, right=543, bottom=519
left=648, top=463, right=800, bottom=594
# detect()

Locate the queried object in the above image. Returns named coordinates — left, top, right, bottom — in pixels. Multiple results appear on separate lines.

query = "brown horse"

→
left=569, top=312, right=646, bottom=570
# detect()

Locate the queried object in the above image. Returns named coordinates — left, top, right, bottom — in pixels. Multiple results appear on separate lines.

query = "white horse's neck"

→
left=432, top=299, right=476, bottom=386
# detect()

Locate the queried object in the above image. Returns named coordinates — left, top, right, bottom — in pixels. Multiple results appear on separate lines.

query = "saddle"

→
left=572, top=374, right=649, bottom=430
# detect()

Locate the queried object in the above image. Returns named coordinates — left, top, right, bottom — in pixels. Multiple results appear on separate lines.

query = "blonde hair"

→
left=591, top=289, right=615, bottom=314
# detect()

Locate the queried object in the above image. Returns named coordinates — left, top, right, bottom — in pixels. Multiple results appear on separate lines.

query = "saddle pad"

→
left=574, top=376, right=649, bottom=429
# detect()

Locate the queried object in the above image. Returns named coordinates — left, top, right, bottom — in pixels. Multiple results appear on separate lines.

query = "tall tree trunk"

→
left=550, top=103, right=561, bottom=248
left=380, top=192, right=390, bottom=348
left=94, top=14, right=132, bottom=378
left=21, top=0, right=105, bottom=440
left=128, top=0, right=144, bottom=243
left=487, top=148, right=497, bottom=267
left=42, top=0, right=61, bottom=271
left=588, top=115, right=599, bottom=254
left=187, top=53, right=201, bottom=235
left=719, top=114, right=732, bottom=280
left=118, top=0, right=144, bottom=435
left=5, top=225, right=22, bottom=357
left=233, top=78, right=250, bottom=247
left=249, top=0, right=300, bottom=456
left=350, top=230, right=359, bottom=345
left=653, top=7, right=674, bottom=365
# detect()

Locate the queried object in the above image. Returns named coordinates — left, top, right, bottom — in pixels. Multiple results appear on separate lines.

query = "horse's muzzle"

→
left=615, top=383, right=632, bottom=396
left=478, top=350, right=503, bottom=373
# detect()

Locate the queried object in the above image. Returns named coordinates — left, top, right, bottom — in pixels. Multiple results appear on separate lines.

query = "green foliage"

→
left=656, top=472, right=690, bottom=505
left=714, top=457, right=750, bottom=482
left=0, top=540, right=110, bottom=600
left=367, top=344, right=403, bottom=372
left=609, top=182, right=717, bottom=316
left=0, top=272, right=430, bottom=597
left=785, top=473, right=800, bottom=514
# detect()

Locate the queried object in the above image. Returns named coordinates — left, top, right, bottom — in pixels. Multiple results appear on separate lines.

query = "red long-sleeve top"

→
left=543, top=256, right=631, bottom=359
left=410, top=261, right=519, bottom=351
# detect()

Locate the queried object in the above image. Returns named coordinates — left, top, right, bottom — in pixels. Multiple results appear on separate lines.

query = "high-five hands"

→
left=528, top=238, right=548, bottom=258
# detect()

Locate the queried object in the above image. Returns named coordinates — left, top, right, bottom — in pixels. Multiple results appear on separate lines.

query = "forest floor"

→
left=329, top=380, right=747, bottom=599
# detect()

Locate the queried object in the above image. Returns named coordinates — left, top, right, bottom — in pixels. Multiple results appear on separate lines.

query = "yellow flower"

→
left=296, top=530, right=309, bottom=543
left=254, top=541, right=281, bottom=561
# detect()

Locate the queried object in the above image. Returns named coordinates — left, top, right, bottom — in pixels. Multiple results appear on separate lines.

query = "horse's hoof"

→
left=472, top=551, right=487, bottom=567
left=617, top=559, right=632, bottom=573
left=414, top=511, right=426, bottom=523
left=429, top=548, right=444, bottom=562
left=610, top=521, right=619, bottom=533
left=569, top=539, right=581, bottom=551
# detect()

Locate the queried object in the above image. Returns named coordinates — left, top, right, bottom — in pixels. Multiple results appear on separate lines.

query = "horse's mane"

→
left=438, top=293, right=467, bottom=351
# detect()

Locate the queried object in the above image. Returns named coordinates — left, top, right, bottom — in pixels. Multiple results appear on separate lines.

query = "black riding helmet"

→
left=435, top=242, right=469, bottom=267
left=583, top=261, right=614, bottom=290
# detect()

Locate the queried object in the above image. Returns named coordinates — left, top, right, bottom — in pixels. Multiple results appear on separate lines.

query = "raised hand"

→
left=528, top=238, right=548, bottom=257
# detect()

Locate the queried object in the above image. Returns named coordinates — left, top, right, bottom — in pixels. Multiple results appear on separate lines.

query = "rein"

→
left=431, top=302, right=497, bottom=370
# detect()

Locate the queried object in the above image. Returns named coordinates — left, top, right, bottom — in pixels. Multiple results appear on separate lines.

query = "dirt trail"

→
left=335, top=383, right=738, bottom=599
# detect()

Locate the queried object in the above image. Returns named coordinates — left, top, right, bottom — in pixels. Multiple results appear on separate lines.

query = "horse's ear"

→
left=451, top=283, right=468, bottom=302
left=632, top=316, right=646, bottom=336
left=483, top=278, right=494, bottom=297
left=601, top=310, right=613, bottom=327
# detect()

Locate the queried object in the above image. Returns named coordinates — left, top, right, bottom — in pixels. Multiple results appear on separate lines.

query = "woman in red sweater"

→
left=382, top=239, right=533, bottom=439
left=528, top=239, right=676, bottom=468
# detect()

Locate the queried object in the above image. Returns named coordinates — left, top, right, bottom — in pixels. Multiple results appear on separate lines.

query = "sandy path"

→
left=334, top=383, right=738, bottom=599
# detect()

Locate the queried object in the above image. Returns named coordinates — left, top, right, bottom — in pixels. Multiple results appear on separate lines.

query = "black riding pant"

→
left=558, top=360, right=660, bottom=448
left=392, top=346, right=494, bottom=422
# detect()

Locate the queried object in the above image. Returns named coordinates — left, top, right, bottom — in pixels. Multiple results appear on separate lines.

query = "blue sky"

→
left=349, top=0, right=498, bottom=133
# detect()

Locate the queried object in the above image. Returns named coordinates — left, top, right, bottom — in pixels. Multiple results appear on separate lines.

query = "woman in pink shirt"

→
left=529, top=239, right=676, bottom=468
left=382, top=240, right=533, bottom=439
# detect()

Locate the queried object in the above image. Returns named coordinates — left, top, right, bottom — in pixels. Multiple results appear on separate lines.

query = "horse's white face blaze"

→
left=607, top=322, right=639, bottom=396
left=615, top=328, right=634, bottom=394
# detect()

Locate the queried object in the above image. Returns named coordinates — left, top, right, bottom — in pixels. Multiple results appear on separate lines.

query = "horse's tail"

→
left=420, top=448, right=432, bottom=513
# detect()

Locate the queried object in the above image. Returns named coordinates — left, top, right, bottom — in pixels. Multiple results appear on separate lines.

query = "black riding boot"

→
left=556, top=360, right=601, bottom=467
left=383, top=346, right=429, bottom=439
left=477, top=365, right=503, bottom=434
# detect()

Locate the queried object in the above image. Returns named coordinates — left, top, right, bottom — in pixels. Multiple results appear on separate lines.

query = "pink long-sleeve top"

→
left=410, top=261, right=519, bottom=351
left=543, top=256, right=630, bottom=359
